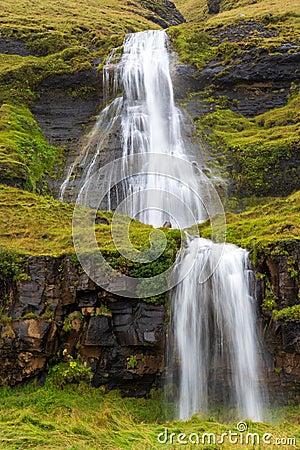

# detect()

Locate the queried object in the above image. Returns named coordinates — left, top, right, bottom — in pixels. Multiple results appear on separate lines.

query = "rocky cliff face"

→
left=0, top=256, right=166, bottom=395
left=0, top=250, right=299, bottom=404
left=257, top=243, right=300, bottom=404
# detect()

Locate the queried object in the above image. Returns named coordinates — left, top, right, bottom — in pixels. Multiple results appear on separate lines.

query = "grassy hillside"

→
left=171, top=0, right=300, bottom=199
left=0, top=0, right=173, bottom=192
left=199, top=190, right=300, bottom=253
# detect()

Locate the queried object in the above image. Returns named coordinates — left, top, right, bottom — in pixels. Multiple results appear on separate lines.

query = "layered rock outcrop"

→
left=0, top=256, right=165, bottom=395
left=0, top=249, right=299, bottom=404
left=257, top=242, right=300, bottom=404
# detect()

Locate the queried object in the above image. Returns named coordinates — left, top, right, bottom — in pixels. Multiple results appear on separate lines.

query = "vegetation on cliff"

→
left=0, top=383, right=299, bottom=449
left=199, top=190, right=300, bottom=254
left=0, top=0, right=182, bottom=190
left=170, top=0, right=300, bottom=198
left=0, top=0, right=299, bottom=405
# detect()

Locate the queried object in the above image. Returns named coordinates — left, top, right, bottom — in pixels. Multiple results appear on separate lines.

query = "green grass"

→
left=199, top=190, right=300, bottom=254
left=196, top=90, right=300, bottom=197
left=0, top=0, right=170, bottom=190
left=0, top=383, right=299, bottom=449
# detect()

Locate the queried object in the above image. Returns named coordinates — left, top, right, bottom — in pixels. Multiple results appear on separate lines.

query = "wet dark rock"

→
left=0, top=37, right=35, bottom=56
left=282, top=323, right=300, bottom=353
left=84, top=316, right=116, bottom=346
left=0, top=247, right=298, bottom=401
left=207, top=0, right=221, bottom=14
left=198, top=50, right=300, bottom=87
left=14, top=319, right=52, bottom=352
left=139, top=0, right=185, bottom=28
left=0, top=255, right=166, bottom=393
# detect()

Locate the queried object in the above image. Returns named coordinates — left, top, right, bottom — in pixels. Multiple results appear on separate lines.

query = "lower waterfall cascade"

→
left=62, top=29, right=267, bottom=420
left=169, top=237, right=265, bottom=421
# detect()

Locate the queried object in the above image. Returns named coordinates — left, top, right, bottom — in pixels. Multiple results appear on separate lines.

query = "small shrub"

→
left=47, top=355, right=92, bottom=388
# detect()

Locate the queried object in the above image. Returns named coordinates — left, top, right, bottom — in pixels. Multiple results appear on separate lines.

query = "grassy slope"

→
left=0, top=0, right=162, bottom=191
left=0, top=384, right=299, bottom=450
left=171, top=0, right=300, bottom=197
left=200, top=190, right=300, bottom=253
left=0, top=182, right=299, bottom=258
left=0, top=1, right=299, bottom=445
left=0, top=185, right=180, bottom=305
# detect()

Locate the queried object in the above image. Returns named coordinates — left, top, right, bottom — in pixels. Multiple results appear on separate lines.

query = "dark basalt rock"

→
left=139, top=0, right=185, bottom=28
left=31, top=69, right=103, bottom=197
left=84, top=316, right=116, bottom=347
left=110, top=301, right=165, bottom=347
left=0, top=37, right=35, bottom=56
left=211, top=21, right=278, bottom=43
left=207, top=0, right=221, bottom=14
left=0, top=255, right=166, bottom=393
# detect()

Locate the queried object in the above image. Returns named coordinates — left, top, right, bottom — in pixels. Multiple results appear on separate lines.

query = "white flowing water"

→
left=170, top=237, right=264, bottom=421
left=61, top=29, right=265, bottom=421
left=60, top=30, right=208, bottom=228
left=116, top=30, right=208, bottom=227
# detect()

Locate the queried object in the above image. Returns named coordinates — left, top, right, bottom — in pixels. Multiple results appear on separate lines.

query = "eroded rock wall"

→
left=0, top=250, right=299, bottom=403
left=0, top=256, right=166, bottom=395
left=256, top=243, right=300, bottom=404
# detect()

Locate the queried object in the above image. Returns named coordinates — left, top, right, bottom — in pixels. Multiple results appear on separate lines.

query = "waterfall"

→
left=63, top=29, right=265, bottom=421
left=170, top=237, right=264, bottom=421
left=116, top=30, right=208, bottom=227
left=60, top=30, right=209, bottom=228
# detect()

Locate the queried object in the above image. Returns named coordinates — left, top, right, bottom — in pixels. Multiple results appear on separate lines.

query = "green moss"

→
left=199, top=190, right=300, bottom=254
left=0, top=103, right=63, bottom=191
left=196, top=94, right=300, bottom=197
left=273, top=305, right=300, bottom=322
left=168, top=25, right=215, bottom=71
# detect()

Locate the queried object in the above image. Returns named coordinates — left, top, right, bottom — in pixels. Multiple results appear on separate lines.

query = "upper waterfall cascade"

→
left=60, top=30, right=210, bottom=228
left=61, top=29, right=266, bottom=421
